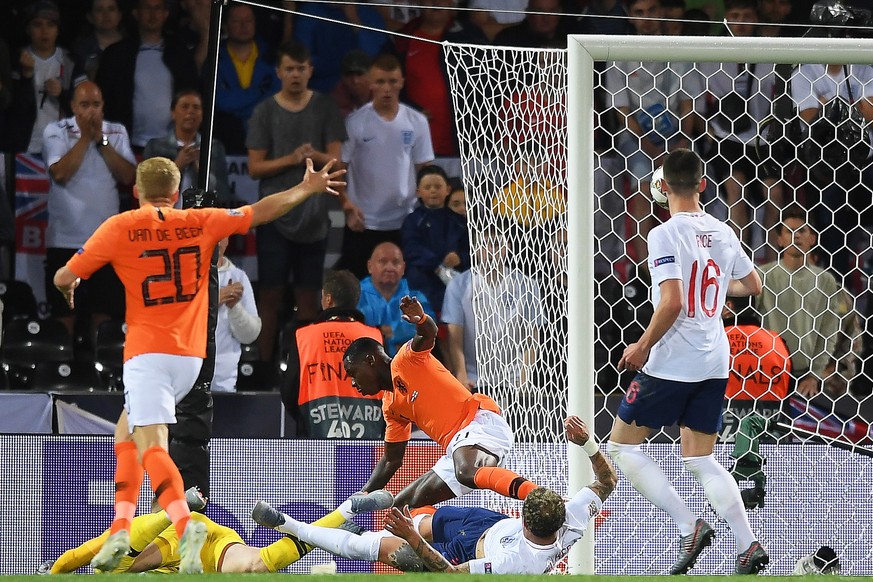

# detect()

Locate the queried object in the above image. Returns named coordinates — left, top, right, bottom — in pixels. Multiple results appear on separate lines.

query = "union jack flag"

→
left=788, top=395, right=873, bottom=445
left=15, top=153, right=49, bottom=254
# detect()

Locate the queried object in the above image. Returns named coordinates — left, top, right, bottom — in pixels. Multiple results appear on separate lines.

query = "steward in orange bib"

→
left=724, top=295, right=792, bottom=402
left=288, top=270, right=385, bottom=439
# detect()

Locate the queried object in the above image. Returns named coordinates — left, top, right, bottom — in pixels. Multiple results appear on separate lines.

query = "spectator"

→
left=574, top=0, right=633, bottom=36
left=336, top=54, right=433, bottom=280
left=293, top=2, right=388, bottom=94
left=757, top=206, right=844, bottom=398
left=143, top=89, right=231, bottom=206
left=71, top=0, right=125, bottom=84
left=682, top=8, right=714, bottom=35
left=374, top=1, right=420, bottom=32
left=0, top=37, right=11, bottom=114
left=6, top=0, right=74, bottom=155
left=42, top=80, right=136, bottom=339
left=212, top=236, right=261, bottom=393
left=790, top=61, right=873, bottom=284
left=685, top=0, right=725, bottom=34
left=396, top=0, right=486, bottom=157
left=176, top=0, right=211, bottom=71
left=493, top=0, right=574, bottom=48
left=604, top=0, right=700, bottom=264
left=330, top=49, right=371, bottom=118
left=246, top=41, right=348, bottom=362
left=698, top=0, right=783, bottom=261
left=722, top=294, right=792, bottom=441
left=660, top=0, right=686, bottom=35
left=449, top=227, right=543, bottom=429
left=288, top=269, right=385, bottom=439
left=357, top=242, right=435, bottom=357
left=468, top=0, right=529, bottom=41
left=446, top=178, right=466, bottom=217
left=441, top=267, right=477, bottom=391
left=214, top=2, right=279, bottom=154
left=96, top=0, right=199, bottom=150
left=757, top=0, right=797, bottom=38
left=401, top=165, right=470, bottom=313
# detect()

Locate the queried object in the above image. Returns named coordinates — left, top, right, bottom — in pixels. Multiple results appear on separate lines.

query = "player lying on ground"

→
left=252, top=416, right=616, bottom=574
left=43, top=489, right=391, bottom=574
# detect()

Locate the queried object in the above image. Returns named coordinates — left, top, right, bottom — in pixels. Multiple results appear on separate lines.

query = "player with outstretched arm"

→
left=53, top=157, right=344, bottom=574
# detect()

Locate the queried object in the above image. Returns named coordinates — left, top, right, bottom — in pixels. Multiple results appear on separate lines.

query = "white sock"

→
left=683, top=454, right=756, bottom=550
left=290, top=523, right=382, bottom=561
left=274, top=513, right=302, bottom=536
left=607, top=441, right=697, bottom=536
left=336, top=498, right=354, bottom=520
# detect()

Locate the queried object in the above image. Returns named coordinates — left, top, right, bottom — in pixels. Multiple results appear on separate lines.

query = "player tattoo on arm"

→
left=385, top=507, right=468, bottom=573
left=588, top=451, right=618, bottom=503
left=410, top=539, right=470, bottom=573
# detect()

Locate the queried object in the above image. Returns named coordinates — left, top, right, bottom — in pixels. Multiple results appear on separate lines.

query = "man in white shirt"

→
left=212, top=236, right=261, bottom=392
left=336, top=53, right=434, bottom=279
left=251, top=416, right=616, bottom=574
left=42, top=80, right=136, bottom=337
left=606, top=149, right=767, bottom=575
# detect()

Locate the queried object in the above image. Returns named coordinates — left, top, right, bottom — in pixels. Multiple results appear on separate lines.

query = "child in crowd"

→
left=446, top=177, right=467, bottom=218
left=400, top=166, right=470, bottom=313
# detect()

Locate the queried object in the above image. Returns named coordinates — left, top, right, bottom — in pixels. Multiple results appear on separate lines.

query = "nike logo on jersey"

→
left=362, top=137, right=376, bottom=143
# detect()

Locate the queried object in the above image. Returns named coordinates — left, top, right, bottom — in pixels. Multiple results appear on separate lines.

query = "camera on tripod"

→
left=181, top=187, right=217, bottom=209
left=809, top=0, right=873, bottom=37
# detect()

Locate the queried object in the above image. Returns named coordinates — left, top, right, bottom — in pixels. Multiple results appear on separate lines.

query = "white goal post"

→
left=446, top=32, right=873, bottom=575
left=565, top=33, right=873, bottom=574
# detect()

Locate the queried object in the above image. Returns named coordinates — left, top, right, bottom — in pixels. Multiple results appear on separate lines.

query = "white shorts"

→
left=123, top=354, right=203, bottom=429
left=432, top=409, right=515, bottom=496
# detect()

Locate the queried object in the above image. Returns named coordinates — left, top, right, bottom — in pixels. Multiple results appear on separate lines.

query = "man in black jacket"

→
left=95, top=0, right=198, bottom=151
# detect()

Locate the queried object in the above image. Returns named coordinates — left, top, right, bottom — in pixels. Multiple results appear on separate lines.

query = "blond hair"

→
left=136, top=157, right=181, bottom=202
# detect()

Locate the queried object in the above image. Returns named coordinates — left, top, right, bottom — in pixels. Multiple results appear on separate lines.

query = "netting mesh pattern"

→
left=446, top=46, right=570, bottom=442
left=5, top=435, right=872, bottom=575
left=444, top=41, right=873, bottom=572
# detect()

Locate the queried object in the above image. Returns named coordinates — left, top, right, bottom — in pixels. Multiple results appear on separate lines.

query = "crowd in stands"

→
left=0, top=0, right=872, bottom=435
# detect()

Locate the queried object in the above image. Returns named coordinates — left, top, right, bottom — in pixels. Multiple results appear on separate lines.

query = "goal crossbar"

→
left=565, top=33, right=873, bottom=574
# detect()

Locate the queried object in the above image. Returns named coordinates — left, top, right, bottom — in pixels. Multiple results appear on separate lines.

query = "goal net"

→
left=445, top=35, right=873, bottom=575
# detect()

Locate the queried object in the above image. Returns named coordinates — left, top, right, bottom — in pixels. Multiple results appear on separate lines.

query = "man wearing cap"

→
left=5, top=0, right=75, bottom=155
left=214, top=2, right=280, bottom=154
left=330, top=50, right=372, bottom=118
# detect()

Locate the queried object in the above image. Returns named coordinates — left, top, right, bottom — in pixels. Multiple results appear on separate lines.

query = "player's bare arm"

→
left=726, top=268, right=763, bottom=297
left=385, top=507, right=470, bottom=573
left=249, top=159, right=346, bottom=227
left=53, top=266, right=82, bottom=309
left=400, top=296, right=437, bottom=352
left=361, top=440, right=407, bottom=493
left=619, top=278, right=682, bottom=372
left=565, top=416, right=617, bottom=502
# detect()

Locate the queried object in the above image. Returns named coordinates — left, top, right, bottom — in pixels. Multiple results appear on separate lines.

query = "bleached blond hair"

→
left=136, top=157, right=181, bottom=202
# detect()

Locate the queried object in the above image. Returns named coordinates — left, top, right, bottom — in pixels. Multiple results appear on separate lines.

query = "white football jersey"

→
left=644, top=212, right=754, bottom=382
left=466, top=488, right=602, bottom=574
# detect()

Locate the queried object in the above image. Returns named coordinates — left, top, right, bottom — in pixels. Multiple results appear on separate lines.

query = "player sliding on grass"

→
left=43, top=489, right=391, bottom=574
left=252, top=416, right=616, bottom=574
left=342, top=295, right=538, bottom=508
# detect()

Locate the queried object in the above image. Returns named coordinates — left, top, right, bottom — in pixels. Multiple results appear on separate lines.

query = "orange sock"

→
left=141, top=446, right=190, bottom=536
left=110, top=441, right=144, bottom=534
left=473, top=467, right=539, bottom=500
